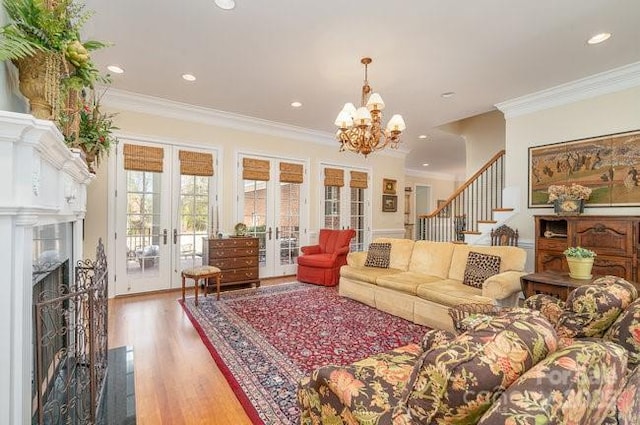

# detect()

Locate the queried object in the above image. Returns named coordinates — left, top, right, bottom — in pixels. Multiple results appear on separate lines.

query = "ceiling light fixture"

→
left=182, top=73, right=196, bottom=82
left=107, top=65, right=124, bottom=74
left=418, top=134, right=427, bottom=139
left=334, top=57, right=405, bottom=157
left=214, top=0, right=236, bottom=10
left=587, top=32, right=611, bottom=45
left=291, top=101, right=302, bottom=108
left=441, top=91, right=455, bottom=99
left=422, top=163, right=429, bottom=167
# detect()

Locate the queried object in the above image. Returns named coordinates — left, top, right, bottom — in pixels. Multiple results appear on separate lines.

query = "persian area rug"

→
left=179, top=282, right=429, bottom=425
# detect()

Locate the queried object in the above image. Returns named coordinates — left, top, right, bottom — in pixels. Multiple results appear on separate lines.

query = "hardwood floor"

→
left=108, top=277, right=294, bottom=424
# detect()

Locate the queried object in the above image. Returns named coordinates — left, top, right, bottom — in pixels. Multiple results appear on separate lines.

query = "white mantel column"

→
left=0, top=111, right=92, bottom=425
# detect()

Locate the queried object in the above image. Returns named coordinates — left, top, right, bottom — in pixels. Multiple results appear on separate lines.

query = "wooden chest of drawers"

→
left=203, top=237, right=261, bottom=288
left=534, top=215, right=639, bottom=282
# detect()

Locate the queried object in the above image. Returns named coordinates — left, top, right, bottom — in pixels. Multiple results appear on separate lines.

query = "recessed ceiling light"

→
left=107, top=65, right=124, bottom=74
left=291, top=101, right=302, bottom=108
left=418, top=135, right=427, bottom=139
left=587, top=32, right=611, bottom=45
left=182, top=73, right=196, bottom=82
left=441, top=92, right=455, bottom=99
left=215, top=0, right=235, bottom=10
left=422, top=163, right=429, bottom=167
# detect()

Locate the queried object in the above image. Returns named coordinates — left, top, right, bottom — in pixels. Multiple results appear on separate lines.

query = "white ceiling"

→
left=84, top=0, right=640, bottom=177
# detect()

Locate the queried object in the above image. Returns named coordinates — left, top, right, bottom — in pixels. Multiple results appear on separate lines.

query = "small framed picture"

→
left=382, top=195, right=398, bottom=212
left=437, top=199, right=450, bottom=218
left=383, top=178, right=397, bottom=194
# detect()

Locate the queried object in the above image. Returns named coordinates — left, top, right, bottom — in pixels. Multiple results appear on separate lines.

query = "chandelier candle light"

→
left=335, top=57, right=406, bottom=157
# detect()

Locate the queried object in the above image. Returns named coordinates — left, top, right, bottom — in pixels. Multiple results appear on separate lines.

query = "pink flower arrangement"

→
left=547, top=184, right=592, bottom=203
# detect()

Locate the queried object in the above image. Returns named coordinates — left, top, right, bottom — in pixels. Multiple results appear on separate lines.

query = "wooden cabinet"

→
left=203, top=237, right=260, bottom=288
left=534, top=215, right=639, bottom=282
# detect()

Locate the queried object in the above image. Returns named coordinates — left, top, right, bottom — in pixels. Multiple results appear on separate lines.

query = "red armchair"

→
left=296, top=229, right=356, bottom=286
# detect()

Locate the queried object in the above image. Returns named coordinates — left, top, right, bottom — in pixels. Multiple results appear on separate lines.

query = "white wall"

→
left=503, top=84, right=640, bottom=268
left=84, top=106, right=409, bottom=262
left=0, top=9, right=26, bottom=113
left=459, top=110, right=505, bottom=177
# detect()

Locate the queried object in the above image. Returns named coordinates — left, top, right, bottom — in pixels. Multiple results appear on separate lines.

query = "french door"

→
left=114, top=141, right=216, bottom=295
left=238, top=155, right=307, bottom=278
left=322, top=165, right=370, bottom=251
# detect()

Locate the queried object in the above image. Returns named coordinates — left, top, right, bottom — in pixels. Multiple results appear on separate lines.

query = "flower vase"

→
left=566, top=256, right=594, bottom=280
left=554, top=196, right=584, bottom=216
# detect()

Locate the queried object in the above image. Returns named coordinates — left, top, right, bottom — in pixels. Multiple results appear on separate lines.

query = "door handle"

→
left=276, top=227, right=280, bottom=240
left=267, top=227, right=272, bottom=240
left=174, top=229, right=178, bottom=244
left=163, top=229, right=168, bottom=245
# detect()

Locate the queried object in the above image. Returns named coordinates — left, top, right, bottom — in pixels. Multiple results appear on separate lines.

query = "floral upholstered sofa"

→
left=339, top=238, right=527, bottom=331
left=298, top=277, right=640, bottom=425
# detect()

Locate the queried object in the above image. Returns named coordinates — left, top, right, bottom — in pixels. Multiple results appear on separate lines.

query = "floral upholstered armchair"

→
left=298, top=293, right=640, bottom=425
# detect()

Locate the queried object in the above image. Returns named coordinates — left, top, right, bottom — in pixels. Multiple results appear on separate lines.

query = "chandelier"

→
left=334, top=57, right=406, bottom=157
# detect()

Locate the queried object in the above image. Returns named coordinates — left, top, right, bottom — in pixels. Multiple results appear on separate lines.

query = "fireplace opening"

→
left=32, top=225, right=108, bottom=425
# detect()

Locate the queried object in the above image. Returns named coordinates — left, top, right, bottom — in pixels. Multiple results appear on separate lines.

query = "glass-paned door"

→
left=177, top=175, right=210, bottom=272
left=115, top=142, right=216, bottom=295
left=321, top=165, right=370, bottom=252
left=350, top=187, right=366, bottom=251
left=120, top=167, right=172, bottom=293
left=240, top=156, right=306, bottom=277
left=243, top=180, right=268, bottom=268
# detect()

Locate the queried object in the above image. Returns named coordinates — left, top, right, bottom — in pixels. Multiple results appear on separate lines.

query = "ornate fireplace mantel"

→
left=0, top=111, right=93, bottom=424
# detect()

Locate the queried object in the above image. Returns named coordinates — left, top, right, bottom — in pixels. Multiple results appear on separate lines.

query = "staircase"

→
left=417, top=150, right=517, bottom=244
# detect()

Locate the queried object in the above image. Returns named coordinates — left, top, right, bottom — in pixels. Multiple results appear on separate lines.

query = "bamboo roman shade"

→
left=350, top=171, right=368, bottom=189
left=324, top=168, right=344, bottom=187
left=179, top=150, right=214, bottom=176
left=242, top=158, right=270, bottom=181
left=279, top=162, right=304, bottom=184
left=123, top=144, right=164, bottom=172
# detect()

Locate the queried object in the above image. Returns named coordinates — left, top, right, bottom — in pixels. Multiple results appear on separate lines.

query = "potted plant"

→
left=547, top=183, right=592, bottom=215
left=0, top=0, right=108, bottom=119
left=66, top=90, right=117, bottom=172
left=564, top=246, right=596, bottom=280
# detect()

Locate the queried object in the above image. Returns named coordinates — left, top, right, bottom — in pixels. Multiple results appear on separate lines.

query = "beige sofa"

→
left=339, top=238, right=527, bottom=331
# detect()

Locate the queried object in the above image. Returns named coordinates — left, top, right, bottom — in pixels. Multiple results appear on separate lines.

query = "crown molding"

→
left=496, top=61, right=640, bottom=118
left=405, top=167, right=460, bottom=181
left=101, top=88, right=337, bottom=146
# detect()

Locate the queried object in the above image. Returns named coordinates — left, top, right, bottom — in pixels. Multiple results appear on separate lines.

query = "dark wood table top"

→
left=521, top=271, right=640, bottom=290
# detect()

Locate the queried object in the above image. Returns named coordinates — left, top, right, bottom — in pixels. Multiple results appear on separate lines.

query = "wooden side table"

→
left=520, top=271, right=602, bottom=301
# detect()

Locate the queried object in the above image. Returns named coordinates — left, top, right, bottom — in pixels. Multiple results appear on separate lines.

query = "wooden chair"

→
left=490, top=224, right=519, bottom=247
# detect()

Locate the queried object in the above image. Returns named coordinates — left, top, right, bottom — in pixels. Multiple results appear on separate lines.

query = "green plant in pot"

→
left=564, top=246, right=596, bottom=280
left=0, top=0, right=108, bottom=119
left=66, top=89, right=117, bottom=172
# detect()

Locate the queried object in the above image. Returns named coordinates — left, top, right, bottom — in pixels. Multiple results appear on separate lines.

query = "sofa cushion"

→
left=377, top=272, right=443, bottom=296
left=297, top=343, right=422, bottom=425
left=524, top=293, right=566, bottom=326
left=605, top=297, right=640, bottom=369
left=462, top=251, right=501, bottom=288
left=340, top=265, right=402, bottom=285
left=416, top=279, right=491, bottom=307
left=478, top=340, right=628, bottom=425
left=364, top=242, right=391, bottom=268
left=394, top=310, right=558, bottom=424
left=408, top=240, right=455, bottom=279
left=557, top=275, right=638, bottom=340
left=449, top=244, right=526, bottom=281
left=372, top=238, right=415, bottom=271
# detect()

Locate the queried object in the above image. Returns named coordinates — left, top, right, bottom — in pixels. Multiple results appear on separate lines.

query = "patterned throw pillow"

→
left=364, top=243, right=392, bottom=268
left=462, top=251, right=501, bottom=288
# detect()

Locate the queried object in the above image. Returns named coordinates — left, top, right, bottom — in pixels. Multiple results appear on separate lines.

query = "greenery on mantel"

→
left=0, top=0, right=116, bottom=171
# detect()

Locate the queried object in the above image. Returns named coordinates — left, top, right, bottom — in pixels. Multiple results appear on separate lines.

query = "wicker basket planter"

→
left=13, top=51, right=63, bottom=120
left=448, top=303, right=508, bottom=334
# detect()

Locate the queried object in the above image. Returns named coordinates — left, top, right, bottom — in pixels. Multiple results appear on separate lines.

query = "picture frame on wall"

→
left=528, top=129, right=640, bottom=208
left=383, top=178, right=397, bottom=194
left=437, top=199, right=450, bottom=218
left=382, top=195, right=397, bottom=212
